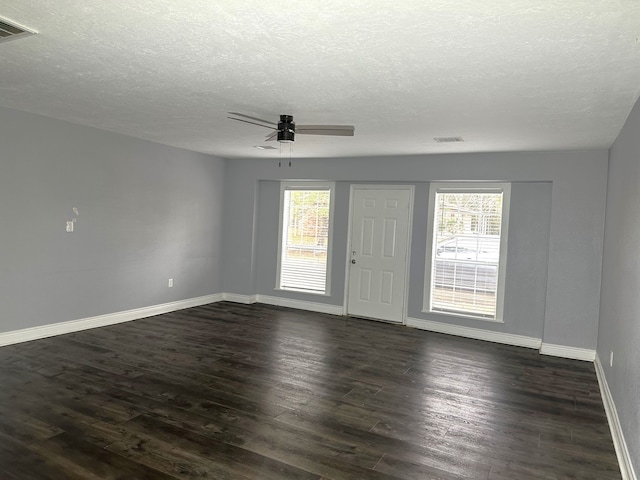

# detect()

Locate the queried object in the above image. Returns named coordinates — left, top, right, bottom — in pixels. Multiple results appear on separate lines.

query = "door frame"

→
left=343, top=184, right=415, bottom=324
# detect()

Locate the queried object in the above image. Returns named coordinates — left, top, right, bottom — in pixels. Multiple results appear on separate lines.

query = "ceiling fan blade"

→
left=227, top=116, right=276, bottom=130
left=296, top=125, right=355, bottom=136
left=265, top=131, right=278, bottom=142
left=228, top=112, right=277, bottom=126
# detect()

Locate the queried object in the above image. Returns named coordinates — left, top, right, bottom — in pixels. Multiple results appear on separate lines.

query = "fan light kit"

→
left=227, top=112, right=355, bottom=144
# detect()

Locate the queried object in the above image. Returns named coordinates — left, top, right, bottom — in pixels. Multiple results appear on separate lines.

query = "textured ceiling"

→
left=1, top=1, right=639, bottom=159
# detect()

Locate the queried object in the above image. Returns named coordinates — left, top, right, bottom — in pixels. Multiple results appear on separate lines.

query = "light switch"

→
left=66, top=221, right=74, bottom=232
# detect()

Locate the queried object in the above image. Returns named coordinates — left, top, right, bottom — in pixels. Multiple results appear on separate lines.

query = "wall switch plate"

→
left=66, top=221, right=74, bottom=232
left=168, top=278, right=173, bottom=288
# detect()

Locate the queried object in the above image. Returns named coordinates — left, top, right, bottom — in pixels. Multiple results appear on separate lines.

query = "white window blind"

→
left=429, top=187, right=507, bottom=319
left=278, top=186, right=332, bottom=294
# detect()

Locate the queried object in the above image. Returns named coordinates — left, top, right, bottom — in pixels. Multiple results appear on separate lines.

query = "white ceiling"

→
left=1, top=1, right=639, bottom=159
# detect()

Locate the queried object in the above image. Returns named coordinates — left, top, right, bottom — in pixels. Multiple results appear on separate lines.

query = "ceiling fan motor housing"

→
left=277, top=114, right=295, bottom=142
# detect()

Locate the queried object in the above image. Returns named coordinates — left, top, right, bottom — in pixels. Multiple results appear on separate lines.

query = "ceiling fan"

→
left=227, top=112, right=355, bottom=143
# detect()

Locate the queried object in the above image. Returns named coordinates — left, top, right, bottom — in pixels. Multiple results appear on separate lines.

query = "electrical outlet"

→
left=66, top=221, right=74, bottom=232
left=610, top=351, right=614, bottom=367
left=168, top=278, right=173, bottom=288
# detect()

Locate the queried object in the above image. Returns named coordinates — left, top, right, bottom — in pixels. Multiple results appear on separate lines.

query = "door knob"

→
left=351, top=259, right=357, bottom=264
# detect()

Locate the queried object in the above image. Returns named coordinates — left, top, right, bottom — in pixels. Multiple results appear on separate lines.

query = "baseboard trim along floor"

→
left=406, top=316, right=542, bottom=349
left=539, top=342, right=596, bottom=362
left=0, top=293, right=223, bottom=347
left=595, top=354, right=638, bottom=480
left=2, top=294, right=599, bottom=361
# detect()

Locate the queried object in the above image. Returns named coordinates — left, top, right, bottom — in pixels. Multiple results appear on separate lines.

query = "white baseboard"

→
left=0, top=292, right=343, bottom=348
left=406, top=317, right=542, bottom=349
left=0, top=293, right=223, bottom=348
left=221, top=293, right=258, bottom=304
left=595, top=354, right=638, bottom=480
left=221, top=292, right=342, bottom=316
left=539, top=343, right=596, bottom=362
left=255, top=294, right=343, bottom=316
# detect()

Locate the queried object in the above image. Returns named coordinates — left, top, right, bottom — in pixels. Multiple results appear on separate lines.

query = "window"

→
left=277, top=182, right=334, bottom=295
left=424, top=183, right=510, bottom=321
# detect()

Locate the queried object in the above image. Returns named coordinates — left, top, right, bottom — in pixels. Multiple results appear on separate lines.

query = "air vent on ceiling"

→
left=0, top=17, right=36, bottom=44
left=434, top=136, right=464, bottom=143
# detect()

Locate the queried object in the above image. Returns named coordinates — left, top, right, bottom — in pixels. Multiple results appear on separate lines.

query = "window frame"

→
left=423, top=182, right=511, bottom=322
left=276, top=181, right=335, bottom=296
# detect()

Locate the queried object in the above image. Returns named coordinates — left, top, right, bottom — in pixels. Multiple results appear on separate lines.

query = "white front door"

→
left=347, top=187, right=412, bottom=323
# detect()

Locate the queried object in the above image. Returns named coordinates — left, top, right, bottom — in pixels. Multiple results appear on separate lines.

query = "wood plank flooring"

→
left=0, top=302, right=621, bottom=479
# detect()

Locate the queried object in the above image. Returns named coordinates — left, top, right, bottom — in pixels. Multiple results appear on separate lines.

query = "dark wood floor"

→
left=0, top=302, right=621, bottom=479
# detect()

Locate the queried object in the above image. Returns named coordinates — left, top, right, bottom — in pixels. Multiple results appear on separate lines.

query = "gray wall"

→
left=408, top=181, right=552, bottom=338
left=222, top=151, right=608, bottom=350
left=0, top=104, right=610, bottom=357
left=254, top=180, right=552, bottom=340
left=0, top=107, right=225, bottom=332
left=255, top=180, right=351, bottom=302
left=598, top=96, right=640, bottom=475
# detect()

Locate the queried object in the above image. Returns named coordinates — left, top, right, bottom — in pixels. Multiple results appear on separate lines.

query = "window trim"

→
left=276, top=181, right=335, bottom=296
left=423, top=182, right=511, bottom=322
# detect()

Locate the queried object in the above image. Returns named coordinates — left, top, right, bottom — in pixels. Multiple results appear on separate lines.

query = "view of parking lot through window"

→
left=431, top=191, right=503, bottom=318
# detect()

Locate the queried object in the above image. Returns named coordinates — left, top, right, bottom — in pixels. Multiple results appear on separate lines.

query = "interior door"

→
left=347, top=187, right=412, bottom=323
